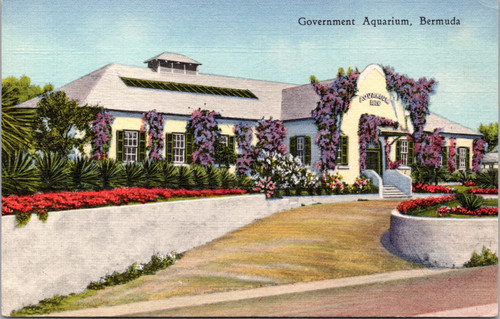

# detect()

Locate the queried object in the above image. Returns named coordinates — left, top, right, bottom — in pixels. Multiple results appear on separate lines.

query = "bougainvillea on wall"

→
left=141, top=110, right=165, bottom=160
left=384, top=137, right=401, bottom=169
left=383, top=66, right=436, bottom=142
left=447, top=138, right=457, bottom=172
left=91, top=112, right=114, bottom=160
left=234, top=122, right=256, bottom=174
left=472, top=137, right=486, bottom=173
left=188, top=109, right=221, bottom=165
left=255, top=117, right=287, bottom=157
left=310, top=68, right=359, bottom=170
left=415, top=128, right=444, bottom=167
left=358, top=114, right=398, bottom=170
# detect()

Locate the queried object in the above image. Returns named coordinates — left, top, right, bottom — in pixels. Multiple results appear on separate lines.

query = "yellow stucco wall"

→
left=338, top=65, right=410, bottom=183
left=105, top=116, right=245, bottom=161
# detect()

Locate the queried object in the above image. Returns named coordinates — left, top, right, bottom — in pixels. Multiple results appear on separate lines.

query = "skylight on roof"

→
left=120, top=77, right=258, bottom=99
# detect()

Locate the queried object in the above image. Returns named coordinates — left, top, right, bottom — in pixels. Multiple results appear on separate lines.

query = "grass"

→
left=406, top=198, right=498, bottom=218
left=13, top=200, right=422, bottom=315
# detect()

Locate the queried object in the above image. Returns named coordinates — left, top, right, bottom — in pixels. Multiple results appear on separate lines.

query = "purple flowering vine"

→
left=415, top=128, right=444, bottom=168
left=447, top=138, right=457, bottom=172
left=91, top=112, right=114, bottom=160
left=188, top=109, right=220, bottom=165
left=384, top=137, right=401, bottom=169
left=383, top=66, right=436, bottom=150
left=255, top=117, right=287, bottom=157
left=472, top=138, right=486, bottom=173
left=358, top=114, right=398, bottom=170
left=310, top=68, right=359, bottom=170
left=234, top=123, right=256, bottom=174
left=141, top=110, right=165, bottom=160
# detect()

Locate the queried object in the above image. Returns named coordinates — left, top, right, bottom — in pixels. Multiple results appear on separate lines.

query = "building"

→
left=482, top=146, right=498, bottom=171
left=20, top=53, right=483, bottom=193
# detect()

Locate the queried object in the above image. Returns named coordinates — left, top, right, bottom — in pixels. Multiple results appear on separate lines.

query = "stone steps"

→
left=383, top=185, right=410, bottom=199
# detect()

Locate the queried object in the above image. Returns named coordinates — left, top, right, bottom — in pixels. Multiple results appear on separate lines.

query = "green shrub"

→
left=69, top=156, right=99, bottom=191
left=464, top=247, right=498, bottom=267
left=191, top=165, right=209, bottom=189
left=96, top=158, right=125, bottom=190
left=36, top=151, right=71, bottom=192
left=177, top=165, right=194, bottom=189
left=1, top=150, right=39, bottom=195
left=236, top=174, right=254, bottom=191
left=455, top=191, right=484, bottom=211
left=141, top=160, right=162, bottom=188
left=220, top=168, right=236, bottom=189
left=205, top=166, right=221, bottom=189
left=124, top=162, right=145, bottom=187
left=158, top=160, right=179, bottom=189
left=475, top=168, right=498, bottom=189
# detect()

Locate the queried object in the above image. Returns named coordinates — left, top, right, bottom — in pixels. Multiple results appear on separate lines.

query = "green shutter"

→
left=290, top=136, right=297, bottom=157
left=116, top=130, right=124, bottom=162
left=166, top=133, right=173, bottom=163
left=442, top=146, right=448, bottom=168
left=185, top=132, right=193, bottom=164
left=340, top=136, right=348, bottom=165
left=466, top=147, right=470, bottom=171
left=456, top=148, right=460, bottom=170
left=229, top=136, right=235, bottom=152
left=138, top=131, right=147, bottom=162
left=305, top=136, right=312, bottom=165
left=395, top=140, right=401, bottom=162
left=408, top=140, right=414, bottom=165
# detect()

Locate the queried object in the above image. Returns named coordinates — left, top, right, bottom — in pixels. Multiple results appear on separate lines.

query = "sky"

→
left=2, top=0, right=498, bottom=131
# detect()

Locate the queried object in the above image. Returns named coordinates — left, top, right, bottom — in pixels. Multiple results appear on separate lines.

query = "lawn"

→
left=15, top=200, right=422, bottom=315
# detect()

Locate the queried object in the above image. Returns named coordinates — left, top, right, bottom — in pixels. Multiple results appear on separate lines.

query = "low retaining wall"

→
left=390, top=210, right=498, bottom=268
left=2, top=193, right=378, bottom=314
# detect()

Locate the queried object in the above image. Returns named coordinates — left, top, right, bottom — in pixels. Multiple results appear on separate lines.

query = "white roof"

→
left=20, top=63, right=295, bottom=120
left=424, top=112, right=480, bottom=136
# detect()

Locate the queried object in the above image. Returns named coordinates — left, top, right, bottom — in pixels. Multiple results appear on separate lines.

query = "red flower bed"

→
left=437, top=206, right=498, bottom=217
left=467, top=188, right=498, bottom=195
left=397, top=195, right=455, bottom=214
left=412, top=183, right=455, bottom=194
left=1, top=188, right=247, bottom=216
left=462, top=180, right=476, bottom=187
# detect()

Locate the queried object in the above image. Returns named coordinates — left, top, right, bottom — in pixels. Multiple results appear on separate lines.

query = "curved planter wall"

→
left=390, top=210, right=498, bottom=268
left=1, top=193, right=378, bottom=314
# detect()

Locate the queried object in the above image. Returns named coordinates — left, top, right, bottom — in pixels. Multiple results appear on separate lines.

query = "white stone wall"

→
left=389, top=210, right=498, bottom=268
left=1, top=193, right=377, bottom=315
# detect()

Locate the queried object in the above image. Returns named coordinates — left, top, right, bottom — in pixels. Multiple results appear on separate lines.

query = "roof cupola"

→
left=144, top=52, right=201, bottom=75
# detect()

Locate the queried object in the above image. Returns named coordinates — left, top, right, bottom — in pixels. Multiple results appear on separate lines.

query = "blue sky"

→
left=2, top=0, right=498, bottom=130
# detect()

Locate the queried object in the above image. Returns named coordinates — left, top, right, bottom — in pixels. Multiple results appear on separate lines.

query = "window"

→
left=400, top=140, right=408, bottom=166
left=289, top=136, right=311, bottom=165
left=219, top=134, right=229, bottom=146
left=296, top=136, right=305, bottom=164
left=459, top=147, right=466, bottom=170
left=173, top=133, right=185, bottom=163
left=336, top=136, right=349, bottom=166
left=124, top=131, right=138, bottom=162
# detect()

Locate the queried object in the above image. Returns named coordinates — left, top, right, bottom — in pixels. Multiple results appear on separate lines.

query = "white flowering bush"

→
left=250, top=151, right=377, bottom=198
left=252, top=151, right=319, bottom=197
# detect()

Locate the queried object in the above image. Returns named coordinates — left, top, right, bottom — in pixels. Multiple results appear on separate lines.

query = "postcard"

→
left=2, top=0, right=498, bottom=317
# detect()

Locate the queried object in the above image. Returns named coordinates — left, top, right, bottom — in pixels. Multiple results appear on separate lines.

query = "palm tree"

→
left=1, top=85, right=36, bottom=156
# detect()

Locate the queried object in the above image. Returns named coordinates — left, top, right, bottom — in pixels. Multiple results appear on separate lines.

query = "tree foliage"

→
left=31, top=91, right=102, bottom=155
left=478, top=122, right=498, bottom=152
